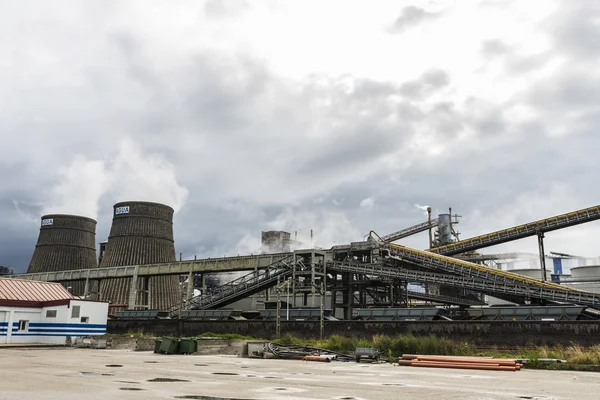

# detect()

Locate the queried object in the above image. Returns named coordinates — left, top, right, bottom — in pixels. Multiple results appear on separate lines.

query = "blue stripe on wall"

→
left=27, top=328, right=106, bottom=333
left=29, top=323, right=106, bottom=329
left=11, top=332, right=106, bottom=337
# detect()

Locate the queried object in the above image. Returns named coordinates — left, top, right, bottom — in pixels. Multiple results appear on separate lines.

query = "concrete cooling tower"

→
left=99, top=201, right=180, bottom=310
left=27, top=214, right=98, bottom=296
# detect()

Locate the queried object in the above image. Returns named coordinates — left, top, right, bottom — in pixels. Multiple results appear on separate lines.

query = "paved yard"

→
left=0, top=348, right=597, bottom=400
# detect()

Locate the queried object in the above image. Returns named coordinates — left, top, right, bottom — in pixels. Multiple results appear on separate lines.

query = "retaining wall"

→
left=107, top=320, right=600, bottom=347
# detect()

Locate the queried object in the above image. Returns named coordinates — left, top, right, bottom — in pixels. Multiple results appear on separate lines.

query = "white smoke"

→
left=266, top=207, right=361, bottom=249
left=414, top=203, right=430, bottom=216
left=38, top=137, right=188, bottom=219
left=42, top=156, right=108, bottom=218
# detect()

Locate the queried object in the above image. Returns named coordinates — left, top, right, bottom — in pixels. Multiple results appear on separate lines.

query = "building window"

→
left=81, top=317, right=89, bottom=323
left=71, top=305, right=80, bottom=318
left=18, top=320, right=29, bottom=331
left=46, top=310, right=57, bottom=318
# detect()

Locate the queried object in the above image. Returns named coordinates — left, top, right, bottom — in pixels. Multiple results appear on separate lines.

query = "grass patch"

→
left=272, top=334, right=600, bottom=370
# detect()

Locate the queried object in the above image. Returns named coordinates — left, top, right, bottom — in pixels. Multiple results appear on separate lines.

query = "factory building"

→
left=0, top=278, right=108, bottom=344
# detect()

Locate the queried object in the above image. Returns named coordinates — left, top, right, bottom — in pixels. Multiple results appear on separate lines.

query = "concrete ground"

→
left=0, top=348, right=598, bottom=400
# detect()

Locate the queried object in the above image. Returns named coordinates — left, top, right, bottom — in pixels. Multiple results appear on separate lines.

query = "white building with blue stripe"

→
left=0, top=278, right=108, bottom=345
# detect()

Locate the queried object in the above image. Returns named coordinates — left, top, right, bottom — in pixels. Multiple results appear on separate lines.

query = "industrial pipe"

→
left=304, top=355, right=331, bottom=362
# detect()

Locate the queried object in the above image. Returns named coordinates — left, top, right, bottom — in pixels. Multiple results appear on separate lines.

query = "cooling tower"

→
left=99, top=201, right=180, bottom=310
left=27, top=214, right=98, bottom=296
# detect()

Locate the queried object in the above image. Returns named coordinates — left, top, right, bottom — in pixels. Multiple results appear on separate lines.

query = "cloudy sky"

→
left=1, top=0, right=599, bottom=273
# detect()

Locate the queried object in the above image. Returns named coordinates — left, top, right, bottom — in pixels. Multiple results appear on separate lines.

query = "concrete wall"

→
left=107, top=320, right=600, bottom=347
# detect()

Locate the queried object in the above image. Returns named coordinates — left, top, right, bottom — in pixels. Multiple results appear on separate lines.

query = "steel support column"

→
left=538, top=232, right=547, bottom=282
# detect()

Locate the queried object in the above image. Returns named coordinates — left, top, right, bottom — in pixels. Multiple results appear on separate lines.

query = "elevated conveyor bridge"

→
left=378, top=218, right=439, bottom=243
left=330, top=259, right=600, bottom=309
left=430, top=205, right=600, bottom=256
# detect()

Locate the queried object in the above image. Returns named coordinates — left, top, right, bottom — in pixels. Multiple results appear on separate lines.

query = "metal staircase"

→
left=330, top=260, right=600, bottom=309
left=430, top=205, right=600, bottom=256
left=167, top=256, right=295, bottom=317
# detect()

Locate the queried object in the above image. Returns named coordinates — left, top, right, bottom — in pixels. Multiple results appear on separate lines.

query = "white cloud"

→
left=360, top=197, right=375, bottom=211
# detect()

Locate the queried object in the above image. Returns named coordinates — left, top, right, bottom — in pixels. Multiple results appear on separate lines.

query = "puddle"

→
left=212, top=373, right=239, bottom=376
left=148, top=378, right=190, bottom=382
left=106, top=364, right=123, bottom=368
left=78, top=372, right=113, bottom=376
left=120, top=388, right=144, bottom=391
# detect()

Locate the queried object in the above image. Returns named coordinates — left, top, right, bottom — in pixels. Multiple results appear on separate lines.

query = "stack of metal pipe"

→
left=399, top=354, right=522, bottom=371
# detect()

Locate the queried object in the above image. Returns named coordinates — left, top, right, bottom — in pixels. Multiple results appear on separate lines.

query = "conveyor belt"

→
left=430, top=205, right=600, bottom=256
left=406, top=290, right=485, bottom=306
left=330, top=260, right=600, bottom=308
left=379, top=218, right=439, bottom=243
left=388, top=243, right=578, bottom=292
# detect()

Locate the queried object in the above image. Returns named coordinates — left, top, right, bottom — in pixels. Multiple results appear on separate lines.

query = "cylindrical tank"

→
left=99, top=201, right=180, bottom=310
left=436, top=214, right=452, bottom=246
left=570, top=265, right=600, bottom=278
left=27, top=214, right=98, bottom=296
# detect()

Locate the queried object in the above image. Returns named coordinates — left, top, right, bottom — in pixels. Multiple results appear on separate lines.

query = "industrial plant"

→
left=4, top=201, right=600, bottom=323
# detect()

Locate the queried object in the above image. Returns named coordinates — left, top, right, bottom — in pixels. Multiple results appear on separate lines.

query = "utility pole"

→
left=320, top=281, right=324, bottom=340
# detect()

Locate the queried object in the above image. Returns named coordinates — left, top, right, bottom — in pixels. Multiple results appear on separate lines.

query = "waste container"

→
left=178, top=339, right=197, bottom=354
left=154, top=340, right=162, bottom=354
left=158, top=337, right=179, bottom=354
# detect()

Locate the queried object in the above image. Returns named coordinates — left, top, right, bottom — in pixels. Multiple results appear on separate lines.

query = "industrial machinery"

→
left=7, top=204, right=600, bottom=320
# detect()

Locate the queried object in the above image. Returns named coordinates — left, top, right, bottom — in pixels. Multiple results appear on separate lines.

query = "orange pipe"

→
left=410, top=362, right=516, bottom=371
left=405, top=354, right=517, bottom=362
left=414, top=356, right=517, bottom=366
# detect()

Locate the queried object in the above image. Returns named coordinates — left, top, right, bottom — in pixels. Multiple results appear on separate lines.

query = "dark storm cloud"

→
left=390, top=6, right=441, bottom=33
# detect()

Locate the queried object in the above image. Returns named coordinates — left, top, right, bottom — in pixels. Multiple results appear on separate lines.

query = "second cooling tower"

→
left=99, top=201, right=180, bottom=310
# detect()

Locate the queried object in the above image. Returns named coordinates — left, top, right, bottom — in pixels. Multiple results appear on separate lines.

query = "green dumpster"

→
left=179, top=339, right=197, bottom=354
left=154, top=340, right=162, bottom=354
left=158, top=337, right=179, bottom=354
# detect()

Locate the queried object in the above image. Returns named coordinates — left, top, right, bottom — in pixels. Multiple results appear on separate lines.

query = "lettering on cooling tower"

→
left=41, top=218, right=53, bottom=226
left=115, top=206, right=130, bottom=215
